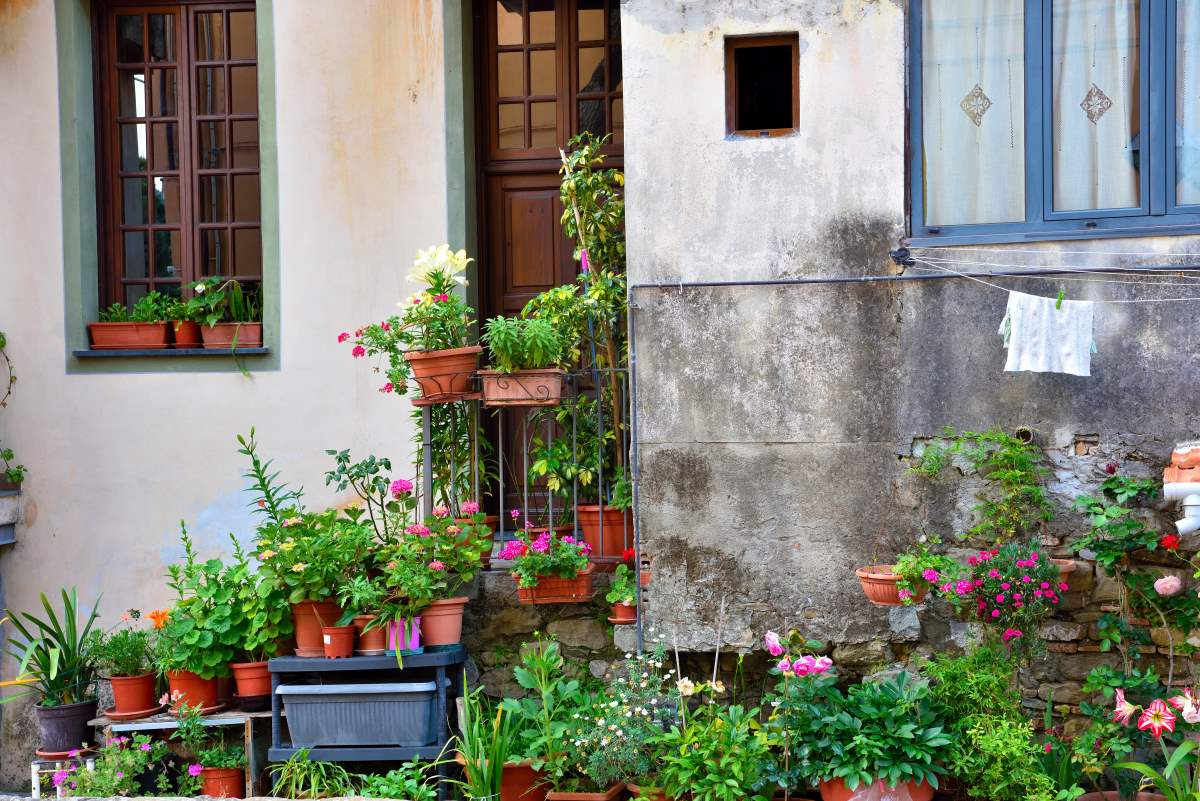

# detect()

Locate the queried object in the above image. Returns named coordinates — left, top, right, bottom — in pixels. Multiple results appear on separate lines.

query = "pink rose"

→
left=763, top=631, right=784, bottom=657
left=1156, top=575, right=1183, bottom=597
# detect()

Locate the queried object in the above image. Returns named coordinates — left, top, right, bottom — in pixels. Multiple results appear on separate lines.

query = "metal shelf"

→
left=267, top=744, right=449, bottom=762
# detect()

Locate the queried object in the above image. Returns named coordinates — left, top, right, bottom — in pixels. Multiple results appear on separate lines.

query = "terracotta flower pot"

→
left=291, top=601, right=342, bottom=657
left=855, top=565, right=925, bottom=607
left=1164, top=465, right=1200, bottom=483
left=322, top=625, right=356, bottom=658
left=172, top=320, right=202, bottom=348
left=545, top=783, right=624, bottom=801
left=610, top=602, right=637, bottom=624
left=516, top=564, right=595, bottom=605
left=109, top=673, right=157, bottom=715
left=404, top=345, right=482, bottom=400
left=1078, top=794, right=1168, bottom=801
left=577, top=505, right=632, bottom=563
left=501, top=761, right=549, bottom=801
left=229, top=661, right=270, bottom=699
left=479, top=368, right=566, bottom=407
left=167, top=670, right=218, bottom=709
left=200, top=322, right=263, bottom=349
left=457, top=517, right=498, bottom=570
left=200, top=766, right=244, bottom=798
left=1050, top=557, right=1076, bottom=585
left=87, top=322, right=171, bottom=350
left=819, top=779, right=933, bottom=801
left=34, top=699, right=98, bottom=754
left=353, top=615, right=387, bottom=655
left=625, top=785, right=666, bottom=801
left=421, top=597, right=469, bottom=646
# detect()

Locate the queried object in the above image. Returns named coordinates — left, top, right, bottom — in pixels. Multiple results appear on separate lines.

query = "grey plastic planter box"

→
left=277, top=682, right=439, bottom=747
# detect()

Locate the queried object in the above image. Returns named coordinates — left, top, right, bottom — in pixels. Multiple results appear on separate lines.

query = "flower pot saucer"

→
left=35, top=747, right=94, bottom=761
left=355, top=648, right=386, bottom=656
left=386, top=647, right=424, bottom=657
left=169, top=703, right=224, bottom=717
left=103, top=704, right=165, bottom=722
left=607, top=616, right=636, bottom=625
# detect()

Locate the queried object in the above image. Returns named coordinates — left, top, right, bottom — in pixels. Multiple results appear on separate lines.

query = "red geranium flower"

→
left=1161, top=534, right=1181, bottom=551
left=622, top=547, right=635, bottom=562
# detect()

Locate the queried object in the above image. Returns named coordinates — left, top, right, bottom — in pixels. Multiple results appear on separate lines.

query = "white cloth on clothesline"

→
left=998, top=291, right=1096, bottom=377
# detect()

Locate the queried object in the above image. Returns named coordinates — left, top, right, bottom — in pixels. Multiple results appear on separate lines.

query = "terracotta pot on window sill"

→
left=855, top=565, right=926, bottom=607
left=88, top=321, right=171, bottom=349
left=172, top=320, right=202, bottom=348
left=403, top=345, right=482, bottom=401
left=201, top=322, right=262, bottom=349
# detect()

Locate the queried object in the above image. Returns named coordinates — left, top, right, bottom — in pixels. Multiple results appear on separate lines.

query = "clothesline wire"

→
left=911, top=256, right=1200, bottom=286
left=911, top=254, right=1200, bottom=281
left=910, top=258, right=1200, bottom=303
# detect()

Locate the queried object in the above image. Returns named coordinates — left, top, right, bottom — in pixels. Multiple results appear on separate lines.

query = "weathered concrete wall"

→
left=622, top=0, right=1200, bottom=658
left=0, top=0, right=446, bottom=783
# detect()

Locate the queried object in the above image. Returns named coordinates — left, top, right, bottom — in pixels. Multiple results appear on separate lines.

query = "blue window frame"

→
left=909, top=0, right=1200, bottom=245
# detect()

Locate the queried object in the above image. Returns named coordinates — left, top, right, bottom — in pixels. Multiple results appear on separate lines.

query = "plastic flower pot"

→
left=501, top=761, right=548, bottom=801
left=200, top=322, right=263, bottom=349
left=34, top=699, right=98, bottom=754
left=421, top=597, right=469, bottom=646
left=229, top=661, right=271, bottom=699
left=819, top=778, right=933, bottom=801
left=322, top=625, right=356, bottom=658
left=200, top=766, right=244, bottom=798
left=167, top=670, right=218, bottom=709
left=87, top=322, right=171, bottom=349
left=387, top=617, right=424, bottom=655
left=403, top=345, right=482, bottom=401
left=516, top=564, right=595, bottom=605
left=854, top=565, right=926, bottom=607
left=109, top=673, right=157, bottom=715
left=353, top=615, right=387, bottom=655
left=171, top=321, right=202, bottom=348
left=610, top=602, right=637, bottom=625
left=545, top=784, right=624, bottom=801
left=479, top=368, right=565, bottom=407
left=291, top=600, right=342, bottom=657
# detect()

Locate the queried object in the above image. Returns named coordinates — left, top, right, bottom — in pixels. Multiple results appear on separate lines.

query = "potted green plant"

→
left=453, top=685, right=524, bottom=801
left=360, top=757, right=447, bottom=801
left=605, top=564, right=637, bottom=624
left=223, top=540, right=292, bottom=700
left=56, top=733, right=196, bottom=797
left=88, top=292, right=172, bottom=349
left=480, top=316, right=566, bottom=406
left=855, top=540, right=962, bottom=607
left=499, top=529, right=594, bottom=604
left=185, top=277, right=263, bottom=349
left=87, top=608, right=161, bottom=720
left=655, top=701, right=772, bottom=801
left=268, top=748, right=357, bottom=798
left=161, top=295, right=202, bottom=348
left=336, top=575, right=388, bottom=656
left=173, top=700, right=247, bottom=798
left=2, top=588, right=101, bottom=755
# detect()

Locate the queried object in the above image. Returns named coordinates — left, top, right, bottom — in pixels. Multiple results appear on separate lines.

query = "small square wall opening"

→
left=725, top=34, right=799, bottom=137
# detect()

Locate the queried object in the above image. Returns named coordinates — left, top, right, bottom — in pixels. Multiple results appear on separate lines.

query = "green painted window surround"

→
left=55, top=0, right=280, bottom=374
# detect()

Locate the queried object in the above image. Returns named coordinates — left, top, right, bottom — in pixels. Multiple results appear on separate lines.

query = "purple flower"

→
left=188, top=764, right=204, bottom=777
left=140, top=742, right=152, bottom=751
left=52, top=771, right=69, bottom=788
left=580, top=249, right=591, bottom=274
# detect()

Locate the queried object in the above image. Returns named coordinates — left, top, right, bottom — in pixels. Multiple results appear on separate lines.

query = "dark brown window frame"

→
left=724, top=33, right=800, bottom=138
left=93, top=0, right=261, bottom=308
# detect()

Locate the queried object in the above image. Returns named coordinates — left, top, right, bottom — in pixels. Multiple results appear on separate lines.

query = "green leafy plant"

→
left=197, top=744, right=247, bottom=770
left=501, top=637, right=589, bottom=784
left=184, top=277, right=261, bottom=327
left=357, top=758, right=441, bottom=801
left=324, top=448, right=417, bottom=543
left=269, top=748, right=356, bottom=799
left=238, top=428, right=305, bottom=527
left=655, top=704, right=771, bottom=801
left=87, top=610, right=156, bottom=677
left=909, top=427, right=1053, bottom=543
left=454, top=683, right=521, bottom=801
left=0, top=330, right=25, bottom=485
left=528, top=395, right=622, bottom=511
left=498, top=529, right=590, bottom=588
left=1115, top=739, right=1200, bottom=801
left=255, top=509, right=375, bottom=605
left=605, top=563, right=636, bottom=605
left=156, top=528, right=242, bottom=679
left=59, top=733, right=182, bottom=797
left=483, top=316, right=565, bottom=372
left=97, top=291, right=171, bottom=324
left=893, top=540, right=964, bottom=606
left=2, top=588, right=100, bottom=706
left=335, top=575, right=386, bottom=627
left=1072, top=474, right=1166, bottom=573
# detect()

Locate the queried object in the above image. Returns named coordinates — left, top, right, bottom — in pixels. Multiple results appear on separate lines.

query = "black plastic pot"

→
left=35, top=699, right=98, bottom=753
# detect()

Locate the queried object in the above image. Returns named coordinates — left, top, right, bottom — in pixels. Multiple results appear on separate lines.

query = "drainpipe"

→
left=1163, top=483, right=1200, bottom=535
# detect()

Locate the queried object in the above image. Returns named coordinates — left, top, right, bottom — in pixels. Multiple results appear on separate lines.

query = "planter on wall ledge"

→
left=200, top=322, right=263, bottom=349
left=1050, top=558, right=1077, bottom=585
left=479, top=368, right=565, bottom=407
left=819, top=778, right=933, bottom=801
left=87, top=322, right=171, bottom=350
left=200, top=767, right=244, bottom=798
left=172, top=320, right=203, bottom=348
left=517, top=564, right=595, bottom=605
left=855, top=565, right=926, bottom=607
left=291, top=600, right=342, bottom=657
left=609, top=601, right=637, bottom=625
left=403, top=345, right=482, bottom=400
left=546, top=783, right=625, bottom=801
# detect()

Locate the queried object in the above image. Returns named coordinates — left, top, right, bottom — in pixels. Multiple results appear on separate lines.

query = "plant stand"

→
left=268, top=647, right=467, bottom=801
left=30, top=754, right=94, bottom=799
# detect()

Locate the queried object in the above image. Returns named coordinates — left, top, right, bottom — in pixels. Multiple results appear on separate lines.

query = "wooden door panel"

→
left=487, top=172, right=576, bottom=315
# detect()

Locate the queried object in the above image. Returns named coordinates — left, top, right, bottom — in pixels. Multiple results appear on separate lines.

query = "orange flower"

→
left=148, top=609, right=170, bottom=629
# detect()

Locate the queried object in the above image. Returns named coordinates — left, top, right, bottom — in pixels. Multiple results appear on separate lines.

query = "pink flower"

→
left=988, top=570, right=1001, bottom=579
left=1030, top=551, right=1039, bottom=561
left=580, top=248, right=590, bottom=274
left=510, top=508, right=521, bottom=520
left=140, top=742, right=152, bottom=751
left=793, top=656, right=816, bottom=677
left=380, top=382, right=394, bottom=393
left=1044, top=741, right=1053, bottom=754
left=898, top=588, right=913, bottom=601
left=405, top=524, right=431, bottom=537
left=763, top=631, right=785, bottom=657
left=1022, top=575, right=1032, bottom=583
left=968, top=556, right=978, bottom=567
left=498, top=541, right=527, bottom=560
left=1040, top=582, right=1050, bottom=590
left=1058, top=582, right=1070, bottom=592
left=337, top=332, right=350, bottom=343
left=352, top=345, right=366, bottom=358
left=813, top=656, right=833, bottom=673
left=437, top=293, right=449, bottom=302
left=777, top=658, right=791, bottom=673
left=1113, top=688, right=1138, bottom=725
left=1156, top=575, right=1185, bottom=594
left=52, top=771, right=69, bottom=788
left=391, top=478, right=413, bottom=496
left=991, top=609, right=1000, bottom=618
left=433, top=505, right=450, bottom=518
left=188, top=764, right=204, bottom=778
left=1138, top=699, right=1177, bottom=738
left=461, top=501, right=481, bottom=515
left=380, top=321, right=391, bottom=331
left=1002, top=628, right=1023, bottom=643
left=995, top=594, right=1006, bottom=603
left=1001, top=582, right=1011, bottom=590
left=922, top=569, right=939, bottom=582
left=429, top=560, right=446, bottom=572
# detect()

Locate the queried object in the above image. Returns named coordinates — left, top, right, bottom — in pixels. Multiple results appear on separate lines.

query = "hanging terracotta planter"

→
left=201, top=322, right=263, bottom=349
left=322, top=625, right=356, bottom=658
left=404, top=345, right=482, bottom=400
left=87, top=322, right=171, bottom=350
left=229, top=661, right=270, bottom=699
left=517, top=564, right=595, bottom=605
left=172, top=321, right=202, bottom=348
left=166, top=670, right=219, bottom=711
left=545, top=783, right=625, bottom=801
left=1050, top=558, right=1077, bottom=585
left=819, top=779, right=933, bottom=801
left=353, top=615, right=387, bottom=655
left=479, top=368, right=566, bottom=407
left=200, top=766, right=244, bottom=798
left=421, top=597, right=469, bottom=646
left=291, top=600, right=342, bottom=657
left=609, top=602, right=637, bottom=625
left=108, top=673, right=158, bottom=717
left=855, top=565, right=925, bottom=607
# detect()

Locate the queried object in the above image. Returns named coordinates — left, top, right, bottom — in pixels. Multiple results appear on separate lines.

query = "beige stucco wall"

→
left=0, top=0, right=447, bottom=779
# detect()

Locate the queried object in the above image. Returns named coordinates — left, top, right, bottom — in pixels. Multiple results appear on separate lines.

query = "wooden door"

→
left=477, top=0, right=624, bottom=319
